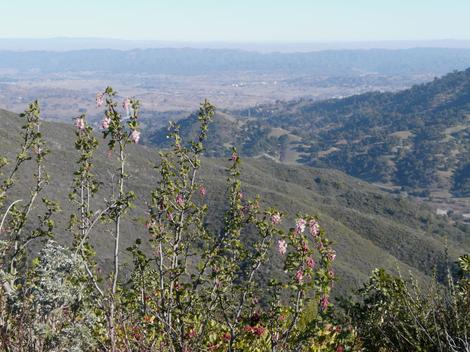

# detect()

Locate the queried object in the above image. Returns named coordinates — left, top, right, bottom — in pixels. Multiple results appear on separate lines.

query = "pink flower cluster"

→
left=309, top=219, right=320, bottom=236
left=101, top=116, right=111, bottom=129
left=199, top=185, right=207, bottom=197
left=302, top=242, right=309, bottom=252
left=278, top=239, right=287, bottom=255
left=295, top=218, right=306, bottom=234
left=243, top=325, right=265, bottom=337
left=326, top=249, right=336, bottom=261
left=130, top=130, right=140, bottom=143
left=74, top=117, right=85, bottom=130
left=176, top=194, right=185, bottom=207
left=123, top=98, right=131, bottom=114
left=295, top=270, right=304, bottom=283
left=320, top=295, right=329, bottom=311
left=271, top=213, right=282, bottom=225
left=96, top=93, right=104, bottom=107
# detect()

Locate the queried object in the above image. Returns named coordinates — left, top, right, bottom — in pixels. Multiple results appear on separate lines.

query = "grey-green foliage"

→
left=32, top=240, right=84, bottom=311
left=26, top=241, right=97, bottom=351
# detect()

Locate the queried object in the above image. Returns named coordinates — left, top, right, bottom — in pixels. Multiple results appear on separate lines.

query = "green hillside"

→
left=148, top=68, right=470, bottom=199
left=1, top=108, right=468, bottom=297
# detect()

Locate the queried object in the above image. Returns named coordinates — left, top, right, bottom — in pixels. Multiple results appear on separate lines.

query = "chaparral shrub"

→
left=0, top=90, right=357, bottom=351
left=343, top=254, right=470, bottom=352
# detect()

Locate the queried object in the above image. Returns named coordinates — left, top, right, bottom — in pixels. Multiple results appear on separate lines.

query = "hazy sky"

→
left=1, top=0, right=469, bottom=42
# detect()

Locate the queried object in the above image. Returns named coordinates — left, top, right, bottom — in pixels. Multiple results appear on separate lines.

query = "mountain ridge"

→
left=147, top=68, right=470, bottom=202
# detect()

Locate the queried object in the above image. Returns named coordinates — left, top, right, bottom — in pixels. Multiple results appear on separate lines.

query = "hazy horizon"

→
left=2, top=37, right=470, bottom=53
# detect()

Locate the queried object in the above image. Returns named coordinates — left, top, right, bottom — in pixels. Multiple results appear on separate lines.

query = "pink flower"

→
left=320, top=295, right=329, bottom=311
left=176, top=194, right=185, bottom=207
left=328, top=270, right=335, bottom=279
left=271, top=213, right=282, bottom=225
left=199, top=185, right=207, bottom=197
left=309, top=219, right=320, bottom=237
left=244, top=325, right=265, bottom=337
left=123, top=98, right=131, bottom=112
left=101, top=116, right=111, bottom=129
left=295, top=218, right=306, bottom=234
left=244, top=325, right=254, bottom=333
left=231, top=152, right=238, bottom=162
left=327, top=249, right=336, bottom=261
left=302, top=242, right=309, bottom=252
left=336, top=345, right=344, bottom=352
left=96, top=93, right=104, bottom=107
left=278, top=239, right=287, bottom=255
left=130, top=130, right=140, bottom=143
left=74, top=117, right=85, bottom=130
left=295, top=270, right=304, bottom=283
left=253, top=326, right=265, bottom=337
left=306, top=257, right=315, bottom=268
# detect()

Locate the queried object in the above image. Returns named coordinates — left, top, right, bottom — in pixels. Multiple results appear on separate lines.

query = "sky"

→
left=1, top=0, right=469, bottom=42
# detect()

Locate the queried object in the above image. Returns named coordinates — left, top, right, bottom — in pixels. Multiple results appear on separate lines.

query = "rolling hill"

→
left=148, top=68, right=470, bottom=201
left=1, top=108, right=469, bottom=297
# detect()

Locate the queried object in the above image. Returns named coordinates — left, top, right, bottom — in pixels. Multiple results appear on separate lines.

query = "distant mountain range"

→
left=1, top=37, right=470, bottom=52
left=147, top=68, right=470, bottom=199
left=2, top=47, right=470, bottom=76
left=1, top=109, right=468, bottom=295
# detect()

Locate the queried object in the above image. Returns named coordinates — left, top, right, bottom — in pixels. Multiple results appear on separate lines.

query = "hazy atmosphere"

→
left=2, top=0, right=470, bottom=41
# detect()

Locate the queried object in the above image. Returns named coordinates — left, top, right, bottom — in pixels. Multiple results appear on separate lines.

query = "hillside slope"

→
left=1, top=109, right=469, bottom=296
left=148, top=69, right=470, bottom=200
